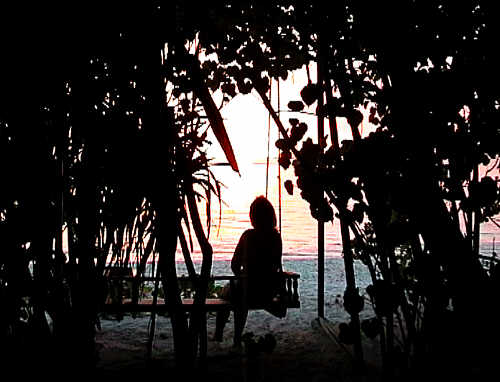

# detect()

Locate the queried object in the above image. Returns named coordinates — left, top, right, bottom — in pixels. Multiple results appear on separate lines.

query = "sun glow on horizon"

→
left=205, top=64, right=378, bottom=213
left=184, top=65, right=381, bottom=259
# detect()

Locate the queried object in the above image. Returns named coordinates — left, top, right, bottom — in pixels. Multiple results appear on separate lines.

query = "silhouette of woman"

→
left=214, top=195, right=283, bottom=346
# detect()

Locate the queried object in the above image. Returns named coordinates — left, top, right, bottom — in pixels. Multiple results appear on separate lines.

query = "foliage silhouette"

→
left=0, top=1, right=499, bottom=379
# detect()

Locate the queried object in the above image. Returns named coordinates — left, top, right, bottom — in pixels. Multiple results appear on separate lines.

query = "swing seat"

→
left=101, top=272, right=300, bottom=314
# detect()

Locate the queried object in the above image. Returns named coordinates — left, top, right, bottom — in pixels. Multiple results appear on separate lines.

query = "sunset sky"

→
left=187, top=65, right=380, bottom=258
left=206, top=64, right=377, bottom=211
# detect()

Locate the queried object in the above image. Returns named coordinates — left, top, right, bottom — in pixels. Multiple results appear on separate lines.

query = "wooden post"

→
left=147, top=269, right=161, bottom=358
left=317, top=62, right=325, bottom=318
left=319, top=26, right=364, bottom=365
left=277, top=79, right=282, bottom=234
left=473, top=164, right=481, bottom=256
left=339, top=217, right=364, bottom=366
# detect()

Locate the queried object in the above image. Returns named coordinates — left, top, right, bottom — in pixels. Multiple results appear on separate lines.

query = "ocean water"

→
left=183, top=162, right=499, bottom=262
left=183, top=161, right=342, bottom=261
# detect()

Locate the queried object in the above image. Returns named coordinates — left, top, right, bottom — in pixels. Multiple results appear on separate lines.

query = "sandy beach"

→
left=95, top=257, right=383, bottom=381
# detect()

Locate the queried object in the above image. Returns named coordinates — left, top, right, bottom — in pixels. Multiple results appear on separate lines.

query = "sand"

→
left=95, top=257, right=383, bottom=381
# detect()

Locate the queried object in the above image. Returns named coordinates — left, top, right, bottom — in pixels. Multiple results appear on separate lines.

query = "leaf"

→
left=284, top=179, right=294, bottom=195
left=351, top=203, right=365, bottom=223
left=221, top=82, right=236, bottom=98
left=287, top=100, right=304, bottom=112
left=290, top=122, right=307, bottom=143
left=195, top=72, right=239, bottom=173
left=368, top=115, right=379, bottom=125
left=347, top=109, right=364, bottom=129
left=236, top=78, right=252, bottom=94
left=278, top=151, right=291, bottom=169
left=275, top=138, right=289, bottom=151
left=368, top=106, right=378, bottom=124
left=179, top=45, right=239, bottom=173
left=279, top=68, right=289, bottom=81
left=300, top=83, right=321, bottom=106
left=172, top=87, right=182, bottom=98
left=180, top=99, right=191, bottom=113
left=254, top=75, right=270, bottom=94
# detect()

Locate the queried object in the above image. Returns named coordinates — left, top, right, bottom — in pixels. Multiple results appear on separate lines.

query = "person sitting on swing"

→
left=214, top=195, right=284, bottom=347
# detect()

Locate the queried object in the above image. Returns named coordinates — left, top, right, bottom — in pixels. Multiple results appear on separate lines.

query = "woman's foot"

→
left=212, top=333, right=223, bottom=342
left=229, top=342, right=243, bottom=355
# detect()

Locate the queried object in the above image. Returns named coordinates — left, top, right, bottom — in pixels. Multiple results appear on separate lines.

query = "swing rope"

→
left=264, top=78, right=282, bottom=233
left=265, top=81, right=272, bottom=199
left=277, top=79, right=282, bottom=233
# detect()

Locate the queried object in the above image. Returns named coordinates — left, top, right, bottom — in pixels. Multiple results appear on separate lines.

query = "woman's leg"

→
left=214, top=309, right=230, bottom=342
left=213, top=282, right=232, bottom=341
left=233, top=308, right=248, bottom=346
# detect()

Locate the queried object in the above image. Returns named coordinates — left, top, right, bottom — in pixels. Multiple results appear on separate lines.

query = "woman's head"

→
left=249, top=196, right=277, bottom=231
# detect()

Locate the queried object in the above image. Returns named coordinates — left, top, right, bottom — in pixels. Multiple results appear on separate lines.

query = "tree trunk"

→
left=154, top=105, right=193, bottom=368
left=157, top=203, right=193, bottom=367
left=185, top=177, right=213, bottom=365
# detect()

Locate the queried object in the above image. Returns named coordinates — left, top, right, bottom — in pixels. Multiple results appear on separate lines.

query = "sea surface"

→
left=182, top=162, right=499, bottom=262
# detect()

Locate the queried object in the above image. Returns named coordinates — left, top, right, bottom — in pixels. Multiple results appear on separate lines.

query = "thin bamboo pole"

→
left=265, top=82, right=272, bottom=198
left=277, top=79, right=282, bottom=233
left=473, top=165, right=481, bottom=256
left=320, top=36, right=364, bottom=364
left=317, top=62, right=325, bottom=318
left=147, top=261, right=160, bottom=358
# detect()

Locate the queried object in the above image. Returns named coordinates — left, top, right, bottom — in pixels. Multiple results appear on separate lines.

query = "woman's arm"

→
left=231, top=230, right=249, bottom=275
left=275, top=231, right=283, bottom=272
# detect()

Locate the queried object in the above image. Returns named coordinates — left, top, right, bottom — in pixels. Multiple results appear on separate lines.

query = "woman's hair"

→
left=249, top=196, right=277, bottom=231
